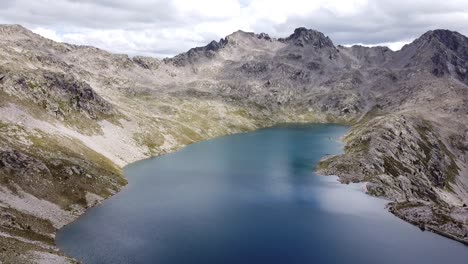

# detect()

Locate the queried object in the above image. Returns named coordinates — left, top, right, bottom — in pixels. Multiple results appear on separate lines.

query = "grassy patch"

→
left=439, top=140, right=460, bottom=191
left=383, top=155, right=411, bottom=177
left=133, top=131, right=165, bottom=156
left=345, top=137, right=370, bottom=154
left=317, top=156, right=337, bottom=170
left=231, top=109, right=251, bottom=119
left=415, top=120, right=459, bottom=190
left=14, top=132, right=126, bottom=207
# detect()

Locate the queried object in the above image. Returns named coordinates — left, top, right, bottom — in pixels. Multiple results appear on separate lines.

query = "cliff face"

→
left=0, top=24, right=467, bottom=262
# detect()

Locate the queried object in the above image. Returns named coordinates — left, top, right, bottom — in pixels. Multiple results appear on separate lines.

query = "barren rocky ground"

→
left=0, top=24, right=467, bottom=263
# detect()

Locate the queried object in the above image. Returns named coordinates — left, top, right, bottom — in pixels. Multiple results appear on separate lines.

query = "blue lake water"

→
left=56, top=124, right=468, bottom=263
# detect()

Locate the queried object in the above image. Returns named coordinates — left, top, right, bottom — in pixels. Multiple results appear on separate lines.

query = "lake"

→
left=56, top=124, right=468, bottom=263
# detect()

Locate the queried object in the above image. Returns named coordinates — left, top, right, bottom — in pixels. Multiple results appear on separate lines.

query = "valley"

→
left=0, top=24, right=467, bottom=263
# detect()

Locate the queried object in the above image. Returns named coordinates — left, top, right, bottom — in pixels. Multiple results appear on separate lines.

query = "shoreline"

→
left=0, top=23, right=466, bottom=263
left=54, top=125, right=467, bottom=263
left=388, top=204, right=468, bottom=247
left=2, top=123, right=465, bottom=263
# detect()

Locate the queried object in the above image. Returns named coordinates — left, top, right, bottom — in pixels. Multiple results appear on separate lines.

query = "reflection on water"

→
left=316, top=177, right=387, bottom=217
left=57, top=124, right=468, bottom=264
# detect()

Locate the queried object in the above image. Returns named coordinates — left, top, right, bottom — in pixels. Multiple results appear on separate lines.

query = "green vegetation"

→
left=27, top=81, right=39, bottom=90
left=133, top=131, right=165, bottom=156
left=415, top=120, right=459, bottom=191
left=439, top=140, right=460, bottom=191
left=383, top=155, right=411, bottom=177
left=345, top=137, right=370, bottom=154
left=316, top=156, right=337, bottom=170
left=231, top=109, right=251, bottom=119
left=366, top=185, right=385, bottom=197
left=0, top=129, right=126, bottom=207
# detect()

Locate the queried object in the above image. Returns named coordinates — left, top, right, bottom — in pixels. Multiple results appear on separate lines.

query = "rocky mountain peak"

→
left=166, top=30, right=274, bottom=66
left=394, top=29, right=468, bottom=81
left=0, top=24, right=39, bottom=39
left=205, top=39, right=228, bottom=52
left=415, top=29, right=468, bottom=56
left=422, top=29, right=465, bottom=42
left=1, top=24, right=468, bottom=262
left=163, top=37, right=228, bottom=66
left=0, top=24, right=28, bottom=34
left=279, top=27, right=334, bottom=48
left=225, top=30, right=273, bottom=44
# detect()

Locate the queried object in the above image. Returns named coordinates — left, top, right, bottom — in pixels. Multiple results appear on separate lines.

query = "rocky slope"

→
left=0, top=24, right=467, bottom=262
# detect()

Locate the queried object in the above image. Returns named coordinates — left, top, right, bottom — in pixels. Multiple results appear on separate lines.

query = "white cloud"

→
left=2, top=0, right=468, bottom=57
left=173, top=0, right=242, bottom=19
left=344, top=40, right=412, bottom=51
left=377, top=41, right=412, bottom=51
left=32, top=27, right=62, bottom=42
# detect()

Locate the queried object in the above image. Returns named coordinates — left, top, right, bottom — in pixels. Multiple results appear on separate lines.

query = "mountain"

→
left=0, top=24, right=467, bottom=263
left=389, top=29, right=468, bottom=83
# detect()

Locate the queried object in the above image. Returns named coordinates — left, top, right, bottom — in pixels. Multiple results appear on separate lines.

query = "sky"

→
left=1, top=0, right=467, bottom=58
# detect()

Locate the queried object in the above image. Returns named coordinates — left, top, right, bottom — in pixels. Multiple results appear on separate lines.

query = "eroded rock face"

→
left=0, top=148, right=49, bottom=175
left=319, top=116, right=456, bottom=197
left=390, top=29, right=468, bottom=84
left=41, top=72, right=114, bottom=118
left=318, top=113, right=468, bottom=243
left=132, top=56, right=161, bottom=70
left=165, top=38, right=229, bottom=66
left=0, top=70, right=114, bottom=119
left=240, top=61, right=270, bottom=74
left=279, top=27, right=335, bottom=48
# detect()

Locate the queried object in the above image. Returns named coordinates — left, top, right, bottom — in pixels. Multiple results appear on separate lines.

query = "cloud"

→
left=1, top=0, right=468, bottom=57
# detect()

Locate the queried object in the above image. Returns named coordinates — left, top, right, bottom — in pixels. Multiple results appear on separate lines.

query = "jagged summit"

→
left=166, top=27, right=336, bottom=66
left=391, top=29, right=468, bottom=82
left=165, top=38, right=228, bottom=66
left=1, top=23, right=468, bottom=263
left=279, top=27, right=334, bottom=48
left=166, top=30, right=276, bottom=66
left=406, top=29, right=468, bottom=56
left=225, top=30, right=272, bottom=42
left=419, top=29, right=467, bottom=50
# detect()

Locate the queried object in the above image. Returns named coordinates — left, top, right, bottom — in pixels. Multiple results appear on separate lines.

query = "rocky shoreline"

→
left=0, top=24, right=468, bottom=262
left=388, top=203, right=468, bottom=246
left=317, top=114, right=468, bottom=245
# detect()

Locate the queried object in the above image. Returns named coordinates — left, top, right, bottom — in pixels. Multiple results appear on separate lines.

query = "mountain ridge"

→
left=0, top=25, right=467, bottom=263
